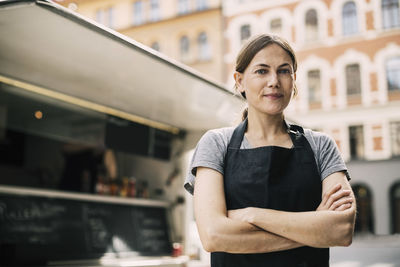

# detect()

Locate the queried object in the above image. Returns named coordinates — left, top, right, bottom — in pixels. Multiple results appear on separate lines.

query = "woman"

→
left=184, top=34, right=356, bottom=267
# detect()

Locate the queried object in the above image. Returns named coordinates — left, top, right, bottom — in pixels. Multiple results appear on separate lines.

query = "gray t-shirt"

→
left=184, top=126, right=348, bottom=195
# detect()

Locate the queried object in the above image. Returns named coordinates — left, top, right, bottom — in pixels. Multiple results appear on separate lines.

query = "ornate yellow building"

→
left=58, top=0, right=225, bottom=83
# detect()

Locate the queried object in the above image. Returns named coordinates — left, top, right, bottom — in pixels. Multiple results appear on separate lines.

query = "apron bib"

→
left=211, top=118, right=329, bottom=267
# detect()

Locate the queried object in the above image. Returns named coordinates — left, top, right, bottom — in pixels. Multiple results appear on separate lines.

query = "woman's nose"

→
left=267, top=71, right=279, bottom=87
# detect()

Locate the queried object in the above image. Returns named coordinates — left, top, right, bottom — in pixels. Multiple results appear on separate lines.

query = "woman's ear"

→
left=233, top=72, right=244, bottom=93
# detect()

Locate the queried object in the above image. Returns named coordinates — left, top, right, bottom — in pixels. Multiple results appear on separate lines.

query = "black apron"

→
left=211, top=118, right=329, bottom=267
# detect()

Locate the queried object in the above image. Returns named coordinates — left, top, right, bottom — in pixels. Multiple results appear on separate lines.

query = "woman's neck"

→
left=246, top=110, right=287, bottom=143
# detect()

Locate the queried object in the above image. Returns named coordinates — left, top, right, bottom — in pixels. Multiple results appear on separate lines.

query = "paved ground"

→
left=331, top=234, right=400, bottom=267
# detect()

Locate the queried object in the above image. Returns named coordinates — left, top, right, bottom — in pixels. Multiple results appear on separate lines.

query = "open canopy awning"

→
left=0, top=0, right=244, bottom=134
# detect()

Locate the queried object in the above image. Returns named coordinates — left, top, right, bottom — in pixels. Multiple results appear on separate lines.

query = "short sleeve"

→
left=316, top=133, right=349, bottom=181
left=184, top=128, right=232, bottom=195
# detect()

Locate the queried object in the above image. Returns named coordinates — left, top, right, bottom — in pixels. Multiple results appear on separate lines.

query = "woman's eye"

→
left=278, top=69, right=291, bottom=74
left=255, top=69, right=267, bottom=74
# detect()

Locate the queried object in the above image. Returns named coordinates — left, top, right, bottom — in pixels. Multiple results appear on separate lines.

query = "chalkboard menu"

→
left=0, top=191, right=172, bottom=265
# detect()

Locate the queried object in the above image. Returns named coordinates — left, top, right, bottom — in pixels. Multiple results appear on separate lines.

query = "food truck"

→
left=0, top=1, right=244, bottom=266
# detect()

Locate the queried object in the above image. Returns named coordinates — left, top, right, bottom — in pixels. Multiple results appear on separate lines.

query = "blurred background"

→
left=0, top=0, right=400, bottom=266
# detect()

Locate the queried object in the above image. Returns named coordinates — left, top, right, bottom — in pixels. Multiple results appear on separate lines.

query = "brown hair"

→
left=234, top=34, right=298, bottom=120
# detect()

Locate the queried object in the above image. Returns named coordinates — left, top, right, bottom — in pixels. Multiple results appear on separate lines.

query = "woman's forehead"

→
left=250, top=44, right=293, bottom=66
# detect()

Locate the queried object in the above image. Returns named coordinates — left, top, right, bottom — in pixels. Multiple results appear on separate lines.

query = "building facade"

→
left=223, top=0, right=400, bottom=235
left=57, top=0, right=225, bottom=83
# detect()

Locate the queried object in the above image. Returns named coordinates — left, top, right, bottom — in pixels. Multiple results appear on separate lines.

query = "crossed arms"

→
left=193, top=167, right=356, bottom=254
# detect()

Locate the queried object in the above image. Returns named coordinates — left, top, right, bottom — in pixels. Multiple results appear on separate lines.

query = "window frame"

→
left=133, top=1, right=144, bottom=25
left=345, top=63, right=362, bottom=96
left=178, top=0, right=190, bottom=15
left=197, top=32, right=210, bottom=61
left=382, top=0, right=400, bottom=29
left=342, top=1, right=358, bottom=36
left=386, top=56, right=400, bottom=92
left=305, top=8, right=319, bottom=42
left=180, top=35, right=190, bottom=61
left=240, top=24, right=251, bottom=43
left=307, top=69, right=322, bottom=105
left=150, top=0, right=160, bottom=22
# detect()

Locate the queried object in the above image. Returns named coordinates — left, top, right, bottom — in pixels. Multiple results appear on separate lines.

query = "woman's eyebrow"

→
left=255, top=63, right=270, bottom=68
left=278, top=63, right=291, bottom=68
left=253, top=63, right=291, bottom=68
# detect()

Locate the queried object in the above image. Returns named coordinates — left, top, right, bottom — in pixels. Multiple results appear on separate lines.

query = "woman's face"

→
left=235, top=43, right=296, bottom=116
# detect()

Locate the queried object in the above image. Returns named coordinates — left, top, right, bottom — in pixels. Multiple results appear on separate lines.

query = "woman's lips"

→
left=264, top=93, right=283, bottom=99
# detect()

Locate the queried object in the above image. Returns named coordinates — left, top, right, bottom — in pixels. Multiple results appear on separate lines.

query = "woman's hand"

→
left=317, top=183, right=353, bottom=211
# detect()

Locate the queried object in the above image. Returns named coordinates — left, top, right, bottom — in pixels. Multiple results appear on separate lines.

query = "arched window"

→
left=307, top=69, right=322, bottom=108
left=151, top=42, right=160, bottom=52
left=150, top=0, right=160, bottom=22
left=352, top=184, right=374, bottom=233
left=305, top=9, right=318, bottom=42
left=196, top=0, right=207, bottom=11
left=178, top=0, right=189, bottom=15
left=386, top=56, right=400, bottom=92
left=390, top=182, right=400, bottom=233
left=382, top=0, right=400, bottom=29
left=349, top=125, right=364, bottom=159
left=133, top=1, right=144, bottom=25
left=96, top=7, right=114, bottom=28
left=180, top=36, right=190, bottom=61
left=342, top=1, right=358, bottom=35
left=270, top=18, right=282, bottom=34
left=198, top=32, right=210, bottom=61
left=346, top=63, right=361, bottom=96
left=240, top=24, right=251, bottom=43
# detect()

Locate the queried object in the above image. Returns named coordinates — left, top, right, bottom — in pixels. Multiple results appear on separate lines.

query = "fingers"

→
left=334, top=202, right=353, bottom=211
left=325, top=189, right=352, bottom=209
left=329, top=196, right=353, bottom=211
left=321, top=183, right=342, bottom=207
left=320, top=184, right=339, bottom=207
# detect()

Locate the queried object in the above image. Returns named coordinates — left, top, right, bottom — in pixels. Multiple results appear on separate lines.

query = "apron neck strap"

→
left=228, top=118, right=248, bottom=149
left=229, top=118, right=306, bottom=149
left=287, top=124, right=305, bottom=148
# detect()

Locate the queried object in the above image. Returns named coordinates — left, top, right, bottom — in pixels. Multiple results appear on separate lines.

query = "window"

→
left=178, top=0, right=189, bottom=15
left=270, top=18, right=282, bottom=34
left=346, top=64, right=361, bottom=96
left=96, top=9, right=104, bottom=24
left=386, top=56, right=400, bottom=91
left=390, top=121, right=400, bottom=156
left=390, top=182, right=400, bottom=234
left=180, top=35, right=190, bottom=61
left=133, top=1, right=143, bottom=25
left=382, top=0, right=400, bottom=29
left=198, top=32, right=210, bottom=61
left=150, top=0, right=160, bottom=22
left=307, top=70, right=321, bottom=105
left=352, top=184, right=374, bottom=233
left=305, top=9, right=318, bottom=41
left=240, top=24, right=251, bottom=43
left=107, top=7, right=114, bottom=28
left=151, top=42, right=160, bottom=52
left=196, top=0, right=207, bottom=11
left=349, top=125, right=364, bottom=159
left=342, top=1, right=358, bottom=35
left=95, top=7, right=114, bottom=28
